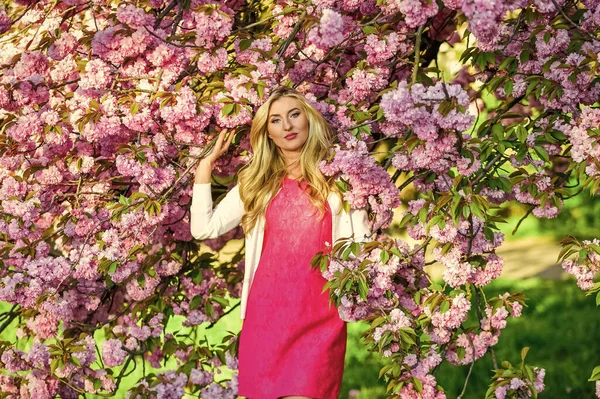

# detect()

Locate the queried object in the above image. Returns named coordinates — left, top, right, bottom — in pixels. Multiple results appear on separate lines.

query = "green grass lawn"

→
left=1, top=277, right=598, bottom=398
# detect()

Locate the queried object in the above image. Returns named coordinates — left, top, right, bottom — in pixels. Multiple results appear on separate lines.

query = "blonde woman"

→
left=191, top=87, right=371, bottom=399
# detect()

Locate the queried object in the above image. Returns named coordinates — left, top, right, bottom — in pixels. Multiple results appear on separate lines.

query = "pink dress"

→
left=237, top=177, right=346, bottom=399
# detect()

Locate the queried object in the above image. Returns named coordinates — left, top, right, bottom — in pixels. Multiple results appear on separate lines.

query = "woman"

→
left=190, top=87, right=372, bottom=399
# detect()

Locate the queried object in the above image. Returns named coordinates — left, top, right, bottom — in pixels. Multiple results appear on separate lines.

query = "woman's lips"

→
left=285, top=133, right=297, bottom=140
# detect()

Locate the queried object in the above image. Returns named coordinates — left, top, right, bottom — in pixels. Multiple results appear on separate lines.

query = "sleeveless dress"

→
left=237, top=177, right=347, bottom=399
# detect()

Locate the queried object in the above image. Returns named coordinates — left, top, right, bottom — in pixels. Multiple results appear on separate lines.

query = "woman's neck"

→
left=284, top=158, right=301, bottom=180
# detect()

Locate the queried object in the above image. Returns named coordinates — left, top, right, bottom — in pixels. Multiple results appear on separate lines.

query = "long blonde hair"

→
left=238, top=87, right=342, bottom=234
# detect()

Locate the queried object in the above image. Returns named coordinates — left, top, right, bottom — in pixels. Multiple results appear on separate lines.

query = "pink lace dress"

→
left=237, top=177, right=346, bottom=399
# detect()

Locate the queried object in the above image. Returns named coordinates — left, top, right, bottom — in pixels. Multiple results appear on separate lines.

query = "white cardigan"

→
left=190, top=181, right=372, bottom=320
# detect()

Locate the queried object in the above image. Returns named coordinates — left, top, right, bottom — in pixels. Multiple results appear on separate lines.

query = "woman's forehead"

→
left=269, top=96, right=302, bottom=116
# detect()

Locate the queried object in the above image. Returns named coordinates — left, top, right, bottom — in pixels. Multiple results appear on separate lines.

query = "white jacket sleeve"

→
left=349, top=208, right=372, bottom=242
left=190, top=183, right=244, bottom=240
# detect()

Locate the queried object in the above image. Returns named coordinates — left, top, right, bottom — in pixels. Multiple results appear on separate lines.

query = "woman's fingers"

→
left=222, top=129, right=235, bottom=152
left=207, top=128, right=235, bottom=162
left=214, top=128, right=227, bottom=151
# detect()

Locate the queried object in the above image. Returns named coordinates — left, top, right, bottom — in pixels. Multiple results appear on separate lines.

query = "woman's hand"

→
left=194, top=129, right=235, bottom=184
left=203, top=128, right=235, bottom=165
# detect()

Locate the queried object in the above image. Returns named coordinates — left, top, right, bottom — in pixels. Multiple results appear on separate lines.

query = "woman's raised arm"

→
left=190, top=129, right=244, bottom=240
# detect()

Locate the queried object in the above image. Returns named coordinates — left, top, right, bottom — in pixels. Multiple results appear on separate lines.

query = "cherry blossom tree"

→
left=0, top=0, right=599, bottom=397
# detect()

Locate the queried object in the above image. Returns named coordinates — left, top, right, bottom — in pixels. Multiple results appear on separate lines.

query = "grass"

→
left=1, top=278, right=597, bottom=398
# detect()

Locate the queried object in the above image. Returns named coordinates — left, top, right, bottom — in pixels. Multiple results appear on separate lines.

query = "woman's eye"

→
left=291, top=112, right=300, bottom=118
left=271, top=119, right=280, bottom=123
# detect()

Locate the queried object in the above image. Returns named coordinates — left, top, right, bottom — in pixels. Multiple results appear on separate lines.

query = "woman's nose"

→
left=282, top=117, right=293, bottom=131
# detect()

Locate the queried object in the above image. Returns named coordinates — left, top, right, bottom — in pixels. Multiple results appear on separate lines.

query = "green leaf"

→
left=71, top=355, right=81, bottom=366
left=504, top=80, right=513, bottom=96
left=533, top=146, right=549, bottom=162
left=108, top=262, right=118, bottom=275
left=350, top=242, right=360, bottom=257
left=379, top=364, right=392, bottom=379
left=310, top=253, right=322, bottom=268
left=190, top=295, right=203, bottom=310
left=212, top=296, right=229, bottom=308
left=257, top=82, right=265, bottom=99
left=380, top=250, right=390, bottom=264
left=588, top=243, right=600, bottom=254
left=239, top=39, right=252, bottom=51
left=205, top=301, right=214, bottom=318
left=457, top=346, right=466, bottom=360
left=439, top=300, right=450, bottom=313
left=362, top=26, right=377, bottom=35
left=543, top=32, right=551, bottom=44
left=413, top=377, right=423, bottom=393
left=343, top=201, right=350, bottom=213
left=400, top=329, right=416, bottom=346
left=525, top=364, right=535, bottom=382
left=320, top=255, right=329, bottom=272
left=358, top=275, right=368, bottom=300
left=589, top=365, right=600, bottom=381
left=221, top=103, right=234, bottom=116
left=430, top=282, right=443, bottom=292
left=492, top=123, right=504, bottom=140
left=521, top=346, right=530, bottom=362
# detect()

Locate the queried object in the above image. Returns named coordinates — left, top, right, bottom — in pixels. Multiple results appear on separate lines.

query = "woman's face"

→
left=267, top=96, right=309, bottom=163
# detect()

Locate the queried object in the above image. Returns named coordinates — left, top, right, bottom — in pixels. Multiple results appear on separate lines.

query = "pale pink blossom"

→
left=102, top=339, right=127, bottom=367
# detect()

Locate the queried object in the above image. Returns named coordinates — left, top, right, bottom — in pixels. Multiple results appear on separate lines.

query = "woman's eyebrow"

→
left=269, top=108, right=300, bottom=118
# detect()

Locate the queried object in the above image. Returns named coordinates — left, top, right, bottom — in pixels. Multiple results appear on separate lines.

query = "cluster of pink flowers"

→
left=169, top=269, right=230, bottom=326
left=405, top=198, right=506, bottom=287
left=460, top=0, right=507, bottom=50
left=234, top=37, right=273, bottom=65
left=364, top=30, right=412, bottom=66
left=380, top=0, right=439, bottom=27
left=561, top=238, right=600, bottom=290
left=91, top=25, right=154, bottom=65
left=342, top=66, right=389, bottom=104
left=102, top=339, right=127, bottom=367
left=423, top=293, right=471, bottom=344
left=1, top=342, right=49, bottom=373
left=322, top=236, right=427, bottom=322
left=560, top=108, right=600, bottom=179
left=307, top=9, right=350, bottom=49
left=320, top=138, right=400, bottom=230
left=380, top=80, right=473, bottom=140
left=452, top=294, right=522, bottom=363
left=397, top=348, right=446, bottom=399
left=382, top=83, right=479, bottom=179
left=512, top=173, right=562, bottom=219
left=0, top=9, right=10, bottom=34
left=0, top=372, right=60, bottom=399
left=190, top=7, right=233, bottom=50
left=492, top=368, right=546, bottom=399
left=541, top=55, right=600, bottom=112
